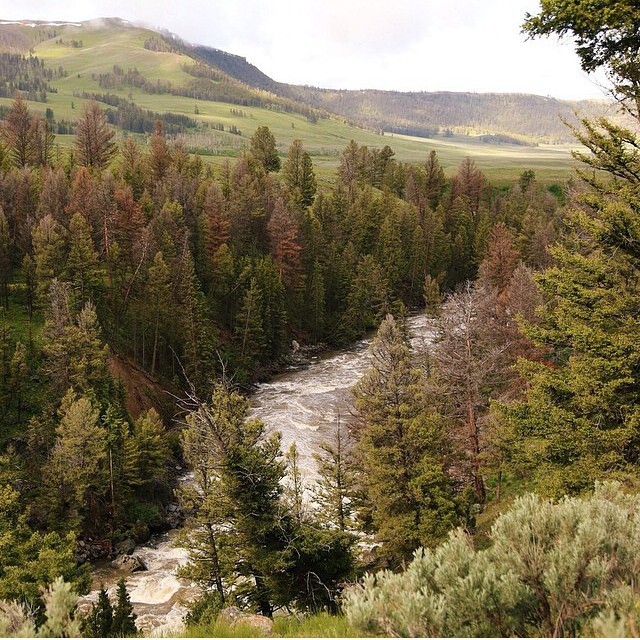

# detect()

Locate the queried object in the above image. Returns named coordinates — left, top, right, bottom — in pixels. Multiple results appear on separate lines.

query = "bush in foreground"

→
left=344, top=482, right=640, bottom=637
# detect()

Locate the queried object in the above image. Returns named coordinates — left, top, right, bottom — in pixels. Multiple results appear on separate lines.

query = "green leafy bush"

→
left=344, top=482, right=640, bottom=637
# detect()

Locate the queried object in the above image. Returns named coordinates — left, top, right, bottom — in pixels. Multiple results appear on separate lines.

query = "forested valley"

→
left=1, top=0, right=640, bottom=637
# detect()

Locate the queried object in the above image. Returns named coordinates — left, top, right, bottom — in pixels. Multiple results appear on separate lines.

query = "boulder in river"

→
left=115, top=538, right=136, bottom=556
left=113, top=554, right=147, bottom=573
left=218, top=606, right=273, bottom=635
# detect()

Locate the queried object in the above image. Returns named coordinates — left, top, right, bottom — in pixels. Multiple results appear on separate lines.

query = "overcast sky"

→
left=2, top=0, right=610, bottom=100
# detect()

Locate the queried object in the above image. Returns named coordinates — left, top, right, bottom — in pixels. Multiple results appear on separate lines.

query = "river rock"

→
left=115, top=538, right=136, bottom=555
left=218, top=607, right=273, bottom=635
left=164, top=504, right=184, bottom=529
left=113, top=554, right=147, bottom=573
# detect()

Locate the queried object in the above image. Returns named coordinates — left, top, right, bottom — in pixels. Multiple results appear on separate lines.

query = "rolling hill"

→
left=0, top=17, right=622, bottom=182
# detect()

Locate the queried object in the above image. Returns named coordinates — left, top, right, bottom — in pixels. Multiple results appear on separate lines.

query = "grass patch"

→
left=183, top=612, right=365, bottom=638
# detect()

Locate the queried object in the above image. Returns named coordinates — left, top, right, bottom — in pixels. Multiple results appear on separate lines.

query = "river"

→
left=78, top=314, right=434, bottom=636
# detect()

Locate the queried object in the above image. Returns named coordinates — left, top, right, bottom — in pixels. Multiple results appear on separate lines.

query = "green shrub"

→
left=184, top=591, right=223, bottom=627
left=344, top=482, right=640, bottom=637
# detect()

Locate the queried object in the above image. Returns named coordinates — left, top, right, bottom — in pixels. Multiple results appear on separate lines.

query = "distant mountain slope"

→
left=165, top=34, right=625, bottom=143
left=188, top=44, right=282, bottom=95
left=283, top=87, right=622, bottom=143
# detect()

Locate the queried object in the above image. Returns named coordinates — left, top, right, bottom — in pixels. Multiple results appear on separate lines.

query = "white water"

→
left=79, top=314, right=433, bottom=635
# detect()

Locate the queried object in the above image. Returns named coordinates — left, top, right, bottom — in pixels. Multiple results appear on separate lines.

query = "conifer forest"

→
left=1, top=0, right=640, bottom=637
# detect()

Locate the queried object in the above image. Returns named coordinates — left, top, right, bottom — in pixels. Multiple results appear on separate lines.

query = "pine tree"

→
left=341, top=254, right=390, bottom=341
left=282, top=139, right=316, bottom=208
left=9, top=342, right=27, bottom=424
left=119, top=137, right=147, bottom=200
left=0, top=208, right=9, bottom=311
left=46, top=391, right=108, bottom=529
left=312, top=417, right=356, bottom=532
left=249, top=126, right=280, bottom=173
left=180, top=383, right=286, bottom=615
left=65, top=212, right=100, bottom=306
left=146, top=251, right=170, bottom=376
left=423, top=274, right=442, bottom=315
left=0, top=484, right=89, bottom=609
left=2, top=95, right=35, bottom=168
left=32, top=215, right=66, bottom=307
left=175, top=244, right=214, bottom=391
left=424, top=150, right=446, bottom=211
left=30, top=116, right=55, bottom=167
left=235, top=276, right=266, bottom=371
left=306, top=260, right=325, bottom=342
left=285, top=443, right=305, bottom=524
left=126, top=409, right=171, bottom=497
left=353, top=314, right=459, bottom=566
left=501, top=2, right=640, bottom=496
left=42, top=285, right=111, bottom=400
left=75, top=101, right=116, bottom=171
left=149, top=119, right=171, bottom=184
left=83, top=586, right=113, bottom=638
left=267, top=197, right=301, bottom=287
left=112, top=578, right=137, bottom=637
left=202, top=182, right=230, bottom=261
left=178, top=394, right=231, bottom=600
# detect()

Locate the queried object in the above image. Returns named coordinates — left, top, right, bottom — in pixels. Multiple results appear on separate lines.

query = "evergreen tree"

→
left=312, top=417, right=357, bottom=532
left=0, top=208, right=9, bottom=311
left=83, top=586, right=113, bottom=638
left=282, top=139, right=317, bottom=208
left=112, top=578, right=137, bottom=637
left=341, top=254, right=390, bottom=341
left=119, top=137, right=147, bottom=200
left=305, top=260, right=325, bottom=342
left=235, top=276, right=265, bottom=372
left=2, top=95, right=35, bottom=168
left=150, top=119, right=171, bottom=184
left=9, top=342, right=27, bottom=423
left=181, top=383, right=285, bottom=614
left=125, top=409, right=171, bottom=497
left=42, top=288, right=111, bottom=400
left=285, top=443, right=305, bottom=525
left=267, top=197, right=301, bottom=287
left=0, top=484, right=89, bottom=608
left=146, top=251, right=170, bottom=376
left=46, top=391, right=108, bottom=530
left=32, top=215, right=66, bottom=307
left=423, top=274, right=441, bottom=315
left=65, top=212, right=100, bottom=306
left=178, top=387, right=232, bottom=600
left=75, top=101, right=116, bottom=171
left=502, top=2, right=640, bottom=496
left=249, top=126, right=280, bottom=173
left=352, top=314, right=459, bottom=566
left=424, top=150, right=446, bottom=211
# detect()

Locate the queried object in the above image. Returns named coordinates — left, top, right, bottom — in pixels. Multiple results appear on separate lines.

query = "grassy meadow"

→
left=0, top=21, right=580, bottom=185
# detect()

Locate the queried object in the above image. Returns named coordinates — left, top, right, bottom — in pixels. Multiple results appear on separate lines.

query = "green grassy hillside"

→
left=0, top=18, right=582, bottom=183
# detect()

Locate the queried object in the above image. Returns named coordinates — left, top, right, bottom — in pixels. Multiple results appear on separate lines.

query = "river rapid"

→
left=78, top=314, right=434, bottom=636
